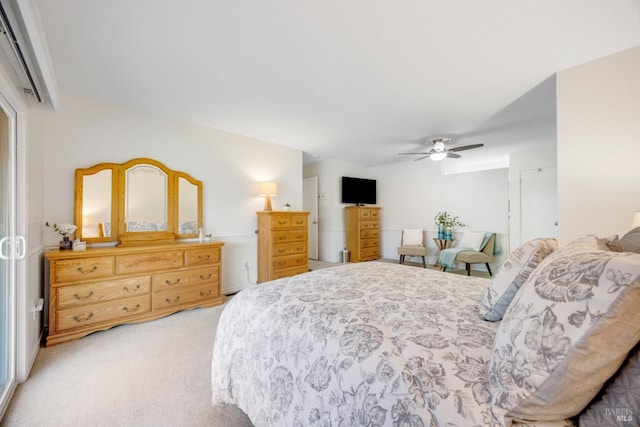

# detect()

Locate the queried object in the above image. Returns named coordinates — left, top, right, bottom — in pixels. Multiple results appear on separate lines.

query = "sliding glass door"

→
left=0, top=97, right=16, bottom=417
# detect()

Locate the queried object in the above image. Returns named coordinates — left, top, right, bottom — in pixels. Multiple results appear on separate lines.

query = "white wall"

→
left=372, top=160, right=509, bottom=270
left=557, top=45, right=640, bottom=244
left=32, top=91, right=304, bottom=295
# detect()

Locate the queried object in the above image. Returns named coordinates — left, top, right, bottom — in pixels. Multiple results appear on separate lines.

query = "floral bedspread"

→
left=211, top=261, right=499, bottom=426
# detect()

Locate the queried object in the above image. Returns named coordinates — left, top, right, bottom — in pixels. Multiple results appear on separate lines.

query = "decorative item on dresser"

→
left=345, top=206, right=381, bottom=262
left=45, top=241, right=224, bottom=346
left=257, top=211, right=309, bottom=283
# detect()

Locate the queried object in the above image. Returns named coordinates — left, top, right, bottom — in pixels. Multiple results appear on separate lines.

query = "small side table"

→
left=433, top=238, right=454, bottom=268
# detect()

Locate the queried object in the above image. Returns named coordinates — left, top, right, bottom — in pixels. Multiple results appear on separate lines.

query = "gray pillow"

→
left=579, top=343, right=640, bottom=426
left=620, top=227, right=640, bottom=253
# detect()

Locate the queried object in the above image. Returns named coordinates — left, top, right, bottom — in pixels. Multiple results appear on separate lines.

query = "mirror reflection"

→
left=179, top=177, right=199, bottom=234
left=82, top=169, right=112, bottom=238
left=125, top=164, right=168, bottom=232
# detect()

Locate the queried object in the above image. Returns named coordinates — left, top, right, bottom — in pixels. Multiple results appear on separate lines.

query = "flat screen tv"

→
left=341, top=176, right=376, bottom=205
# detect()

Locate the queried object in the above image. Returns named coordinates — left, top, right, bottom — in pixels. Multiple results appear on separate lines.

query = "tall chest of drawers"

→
left=45, top=241, right=224, bottom=346
left=345, top=206, right=381, bottom=262
left=257, top=211, right=309, bottom=283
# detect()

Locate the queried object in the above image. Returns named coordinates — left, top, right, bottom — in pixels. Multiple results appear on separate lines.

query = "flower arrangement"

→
left=46, top=222, right=77, bottom=237
left=434, top=211, right=465, bottom=228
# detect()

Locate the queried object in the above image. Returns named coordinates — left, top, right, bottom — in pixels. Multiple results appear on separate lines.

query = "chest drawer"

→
left=57, top=276, right=151, bottom=309
left=360, top=221, right=379, bottom=230
left=273, top=241, right=307, bottom=257
left=185, top=247, right=220, bottom=266
left=153, top=283, right=220, bottom=310
left=152, top=266, right=219, bottom=292
left=359, top=209, right=379, bottom=220
left=273, top=230, right=307, bottom=242
left=360, top=228, right=380, bottom=239
left=57, top=294, right=151, bottom=332
left=272, top=253, right=307, bottom=271
left=53, top=257, right=115, bottom=283
left=116, top=250, right=184, bottom=275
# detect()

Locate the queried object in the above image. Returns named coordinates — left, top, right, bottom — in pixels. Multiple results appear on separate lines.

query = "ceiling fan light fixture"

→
left=430, top=152, right=447, bottom=161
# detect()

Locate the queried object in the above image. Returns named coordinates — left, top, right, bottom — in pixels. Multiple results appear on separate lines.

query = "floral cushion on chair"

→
left=488, top=235, right=640, bottom=424
left=478, top=237, right=558, bottom=321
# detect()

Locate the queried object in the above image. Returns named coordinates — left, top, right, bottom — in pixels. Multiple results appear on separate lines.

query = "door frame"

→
left=303, top=176, right=319, bottom=260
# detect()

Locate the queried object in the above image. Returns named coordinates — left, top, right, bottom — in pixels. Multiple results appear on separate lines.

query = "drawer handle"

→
left=199, top=273, right=212, bottom=280
left=123, top=285, right=141, bottom=293
left=165, top=278, right=181, bottom=286
left=122, top=304, right=141, bottom=312
left=277, top=261, right=286, bottom=267
left=277, top=248, right=286, bottom=253
left=296, top=234, right=304, bottom=239
left=76, top=265, right=98, bottom=274
left=199, top=289, right=212, bottom=297
left=295, top=220, right=304, bottom=225
left=165, top=296, right=180, bottom=304
left=278, top=236, right=287, bottom=240
left=73, top=291, right=94, bottom=300
left=197, top=254, right=211, bottom=261
left=278, top=220, right=287, bottom=225
left=72, top=313, right=94, bottom=323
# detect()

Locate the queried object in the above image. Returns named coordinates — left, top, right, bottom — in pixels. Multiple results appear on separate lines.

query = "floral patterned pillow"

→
left=478, top=237, right=557, bottom=321
left=488, top=235, right=640, bottom=424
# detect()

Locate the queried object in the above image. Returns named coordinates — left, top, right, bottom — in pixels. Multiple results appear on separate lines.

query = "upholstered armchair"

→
left=397, top=228, right=427, bottom=268
left=442, top=232, right=496, bottom=276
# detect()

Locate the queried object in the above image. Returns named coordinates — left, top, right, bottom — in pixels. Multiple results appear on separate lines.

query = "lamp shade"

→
left=430, top=152, right=446, bottom=161
left=632, top=211, right=640, bottom=228
left=258, top=181, right=277, bottom=196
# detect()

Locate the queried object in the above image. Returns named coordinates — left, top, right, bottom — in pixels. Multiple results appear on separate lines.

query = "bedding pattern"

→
left=211, top=262, right=499, bottom=426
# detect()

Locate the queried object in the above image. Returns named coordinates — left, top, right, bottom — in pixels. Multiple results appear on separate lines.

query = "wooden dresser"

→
left=45, top=241, right=224, bottom=346
left=257, top=211, right=309, bottom=283
left=345, top=206, right=381, bottom=262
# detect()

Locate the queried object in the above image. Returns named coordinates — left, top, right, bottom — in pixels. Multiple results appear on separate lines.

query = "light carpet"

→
left=2, top=302, right=253, bottom=427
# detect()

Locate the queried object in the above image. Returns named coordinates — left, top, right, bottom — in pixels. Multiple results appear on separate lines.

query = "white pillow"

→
left=402, top=228, right=423, bottom=246
left=457, top=231, right=485, bottom=251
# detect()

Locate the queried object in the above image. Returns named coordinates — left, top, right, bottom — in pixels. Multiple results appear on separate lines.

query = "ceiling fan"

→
left=399, top=137, right=484, bottom=161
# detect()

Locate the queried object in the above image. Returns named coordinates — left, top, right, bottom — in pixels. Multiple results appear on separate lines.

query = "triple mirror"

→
left=74, top=158, right=203, bottom=245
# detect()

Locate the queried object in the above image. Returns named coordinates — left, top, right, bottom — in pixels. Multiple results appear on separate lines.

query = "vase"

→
left=59, top=236, right=72, bottom=250
left=445, top=227, right=453, bottom=241
left=437, top=225, right=445, bottom=240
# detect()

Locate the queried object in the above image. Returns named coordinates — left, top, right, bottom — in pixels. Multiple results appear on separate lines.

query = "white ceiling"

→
left=34, top=0, right=640, bottom=167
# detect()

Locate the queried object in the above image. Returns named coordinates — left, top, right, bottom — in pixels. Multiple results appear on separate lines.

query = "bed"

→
left=212, top=234, right=640, bottom=427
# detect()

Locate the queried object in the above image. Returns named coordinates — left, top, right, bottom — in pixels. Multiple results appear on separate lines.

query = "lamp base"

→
left=263, top=195, right=273, bottom=211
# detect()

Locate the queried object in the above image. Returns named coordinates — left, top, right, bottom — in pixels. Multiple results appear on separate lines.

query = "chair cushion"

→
left=457, top=231, right=485, bottom=251
left=402, top=228, right=423, bottom=246
left=455, top=250, right=490, bottom=263
left=397, top=245, right=427, bottom=256
left=489, top=235, right=640, bottom=422
left=478, top=237, right=558, bottom=322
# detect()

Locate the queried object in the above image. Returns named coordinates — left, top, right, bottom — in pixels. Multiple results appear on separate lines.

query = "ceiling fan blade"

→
left=448, top=143, right=484, bottom=152
left=414, top=155, right=430, bottom=161
left=399, top=152, right=429, bottom=155
left=446, top=152, right=461, bottom=158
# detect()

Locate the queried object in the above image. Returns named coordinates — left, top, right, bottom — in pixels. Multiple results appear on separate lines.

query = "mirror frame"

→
left=74, top=157, right=203, bottom=246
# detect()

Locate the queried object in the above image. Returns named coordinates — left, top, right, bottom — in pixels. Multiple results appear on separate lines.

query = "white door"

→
left=520, top=167, right=558, bottom=243
left=303, top=177, right=318, bottom=260
left=0, top=97, right=16, bottom=417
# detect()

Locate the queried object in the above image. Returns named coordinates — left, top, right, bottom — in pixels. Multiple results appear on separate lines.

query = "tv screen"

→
left=341, top=176, right=376, bottom=205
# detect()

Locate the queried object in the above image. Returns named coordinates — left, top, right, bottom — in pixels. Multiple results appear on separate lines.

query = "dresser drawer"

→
left=152, top=266, right=219, bottom=292
left=273, top=230, right=307, bottom=242
left=360, top=228, right=380, bottom=239
left=273, top=241, right=307, bottom=257
left=359, top=209, right=379, bottom=220
left=361, top=238, right=380, bottom=249
left=273, top=265, right=308, bottom=280
left=56, top=294, right=151, bottom=332
left=153, top=283, right=220, bottom=310
left=53, top=257, right=115, bottom=283
left=361, top=246, right=381, bottom=259
left=271, top=215, right=292, bottom=228
left=360, top=221, right=379, bottom=230
left=185, top=247, right=220, bottom=266
left=290, top=215, right=308, bottom=228
left=272, top=253, right=307, bottom=271
left=116, top=250, right=184, bottom=275
left=57, top=276, right=151, bottom=309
